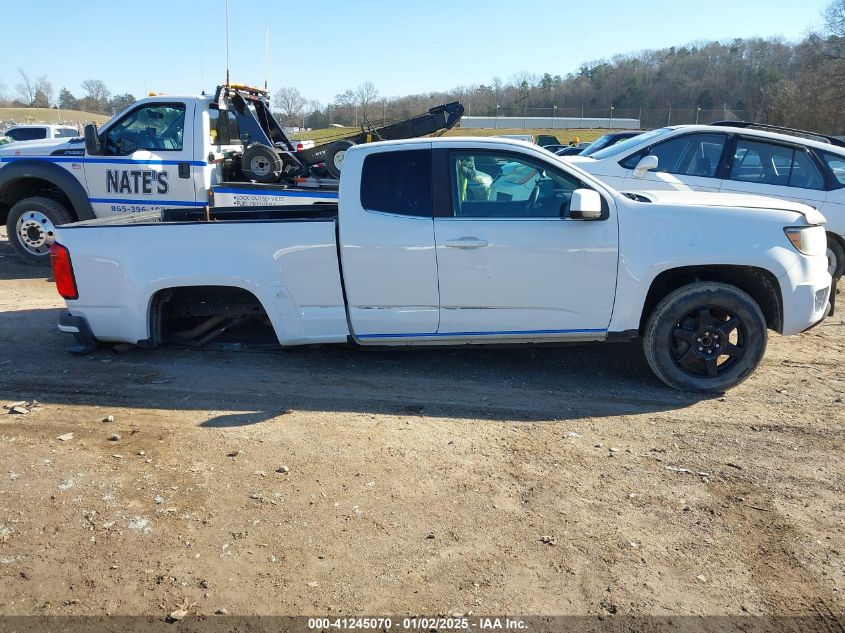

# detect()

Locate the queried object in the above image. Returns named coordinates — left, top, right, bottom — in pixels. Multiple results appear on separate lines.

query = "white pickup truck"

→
left=50, top=137, right=833, bottom=392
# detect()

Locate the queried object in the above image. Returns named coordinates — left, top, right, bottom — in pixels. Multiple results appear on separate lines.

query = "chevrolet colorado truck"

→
left=50, top=137, right=833, bottom=392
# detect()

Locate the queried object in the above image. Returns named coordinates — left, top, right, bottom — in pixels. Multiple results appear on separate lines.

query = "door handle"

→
left=445, top=237, right=488, bottom=249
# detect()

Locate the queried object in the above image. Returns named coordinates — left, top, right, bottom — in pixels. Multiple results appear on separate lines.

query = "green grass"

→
left=290, top=127, right=610, bottom=144
left=0, top=107, right=110, bottom=125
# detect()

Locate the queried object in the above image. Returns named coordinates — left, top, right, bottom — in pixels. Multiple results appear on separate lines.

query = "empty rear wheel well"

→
left=147, top=285, right=277, bottom=348
left=639, top=266, right=783, bottom=334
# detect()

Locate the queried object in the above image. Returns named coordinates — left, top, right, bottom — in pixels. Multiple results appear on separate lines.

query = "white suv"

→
left=564, top=122, right=845, bottom=278
left=3, top=124, right=80, bottom=143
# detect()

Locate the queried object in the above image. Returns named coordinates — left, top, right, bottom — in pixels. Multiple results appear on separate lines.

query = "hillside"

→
left=0, top=107, right=110, bottom=125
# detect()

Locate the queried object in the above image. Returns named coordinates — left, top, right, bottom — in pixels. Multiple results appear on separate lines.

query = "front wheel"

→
left=6, top=197, right=75, bottom=265
left=827, top=234, right=845, bottom=280
left=643, top=282, right=767, bottom=393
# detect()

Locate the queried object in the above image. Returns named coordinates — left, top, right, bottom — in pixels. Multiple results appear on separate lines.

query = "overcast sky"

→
left=0, top=0, right=831, bottom=104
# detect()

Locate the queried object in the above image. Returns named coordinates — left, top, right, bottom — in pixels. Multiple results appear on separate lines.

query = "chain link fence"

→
left=456, top=106, right=761, bottom=130
left=313, top=103, right=768, bottom=132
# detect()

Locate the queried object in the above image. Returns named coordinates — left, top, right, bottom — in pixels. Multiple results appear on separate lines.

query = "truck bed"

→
left=55, top=206, right=348, bottom=346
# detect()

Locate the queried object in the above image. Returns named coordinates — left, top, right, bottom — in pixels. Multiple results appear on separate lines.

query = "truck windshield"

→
left=589, top=128, right=673, bottom=160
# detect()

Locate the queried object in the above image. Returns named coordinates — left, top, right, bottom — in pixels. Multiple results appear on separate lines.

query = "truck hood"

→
left=0, top=138, right=83, bottom=156
left=622, top=189, right=827, bottom=225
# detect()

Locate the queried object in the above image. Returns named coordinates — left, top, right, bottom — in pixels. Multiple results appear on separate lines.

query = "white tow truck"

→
left=50, top=137, right=832, bottom=392
left=0, top=84, right=463, bottom=264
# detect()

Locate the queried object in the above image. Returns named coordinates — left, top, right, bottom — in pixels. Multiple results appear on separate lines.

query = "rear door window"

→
left=729, top=139, right=824, bottom=190
left=817, top=150, right=845, bottom=188
left=360, top=149, right=432, bottom=217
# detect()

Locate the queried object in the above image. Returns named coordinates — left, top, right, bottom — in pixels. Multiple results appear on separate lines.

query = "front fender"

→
left=0, top=159, right=94, bottom=220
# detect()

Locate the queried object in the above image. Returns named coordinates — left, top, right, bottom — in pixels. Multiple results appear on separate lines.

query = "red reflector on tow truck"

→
left=50, top=243, right=78, bottom=300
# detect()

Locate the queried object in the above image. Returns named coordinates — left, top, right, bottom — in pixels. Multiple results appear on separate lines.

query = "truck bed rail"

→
left=62, top=204, right=339, bottom=228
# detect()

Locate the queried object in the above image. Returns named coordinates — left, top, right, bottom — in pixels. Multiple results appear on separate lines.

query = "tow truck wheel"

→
left=324, top=140, right=355, bottom=179
left=241, top=143, right=282, bottom=183
left=6, top=197, right=74, bottom=266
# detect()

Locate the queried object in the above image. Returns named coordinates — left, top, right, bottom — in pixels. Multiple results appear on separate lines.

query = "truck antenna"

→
left=264, top=22, right=269, bottom=91
left=225, top=0, right=230, bottom=86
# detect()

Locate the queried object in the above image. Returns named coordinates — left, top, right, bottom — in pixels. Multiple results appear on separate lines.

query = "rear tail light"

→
left=295, top=143, right=304, bottom=151
left=50, top=242, right=78, bottom=300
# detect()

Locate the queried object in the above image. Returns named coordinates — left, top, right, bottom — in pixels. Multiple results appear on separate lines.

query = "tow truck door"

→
left=84, top=100, right=200, bottom=216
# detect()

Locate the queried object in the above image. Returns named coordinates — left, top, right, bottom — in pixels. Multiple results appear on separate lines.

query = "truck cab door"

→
left=84, top=100, right=200, bottom=216
left=432, top=148, right=618, bottom=339
left=338, top=144, right=441, bottom=340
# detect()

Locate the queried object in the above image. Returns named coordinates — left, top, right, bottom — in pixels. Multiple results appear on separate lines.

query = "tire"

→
left=241, top=143, right=282, bottom=183
left=643, top=282, right=767, bottom=393
left=827, top=234, right=845, bottom=280
left=323, top=140, right=354, bottom=179
left=6, top=197, right=75, bottom=266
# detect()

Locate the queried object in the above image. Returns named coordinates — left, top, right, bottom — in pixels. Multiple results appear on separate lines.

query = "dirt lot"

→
left=0, top=227, right=843, bottom=625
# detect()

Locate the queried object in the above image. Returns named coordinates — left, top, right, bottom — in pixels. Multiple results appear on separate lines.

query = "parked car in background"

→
left=579, top=130, right=645, bottom=156
left=564, top=121, right=845, bottom=278
left=555, top=143, right=590, bottom=156
left=494, top=134, right=534, bottom=143
left=4, top=124, right=80, bottom=143
left=536, top=134, right=559, bottom=147
left=541, top=144, right=569, bottom=153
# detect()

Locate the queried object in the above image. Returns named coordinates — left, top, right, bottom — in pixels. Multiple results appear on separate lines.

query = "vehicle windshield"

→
left=589, top=127, right=673, bottom=160
left=580, top=132, right=642, bottom=157
left=579, top=134, right=615, bottom=157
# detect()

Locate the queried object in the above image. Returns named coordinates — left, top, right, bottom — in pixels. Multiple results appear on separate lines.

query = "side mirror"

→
left=632, top=154, right=658, bottom=177
left=568, top=189, right=602, bottom=220
left=83, top=124, right=100, bottom=156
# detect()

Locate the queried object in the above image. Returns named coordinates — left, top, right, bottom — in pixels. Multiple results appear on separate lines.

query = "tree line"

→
left=0, top=70, right=135, bottom=116
left=275, top=0, right=845, bottom=134
left=4, top=0, right=845, bottom=133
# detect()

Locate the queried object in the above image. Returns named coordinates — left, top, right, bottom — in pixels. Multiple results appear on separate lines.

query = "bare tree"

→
left=273, top=86, right=307, bottom=126
left=331, top=89, right=357, bottom=126
left=81, top=79, right=109, bottom=102
left=354, top=82, right=379, bottom=118
left=825, top=0, right=845, bottom=37
left=79, top=79, right=111, bottom=114
left=762, top=80, right=803, bottom=126
left=16, top=68, right=36, bottom=105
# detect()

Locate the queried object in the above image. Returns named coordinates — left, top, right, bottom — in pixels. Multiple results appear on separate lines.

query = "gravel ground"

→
left=0, top=227, right=842, bottom=627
